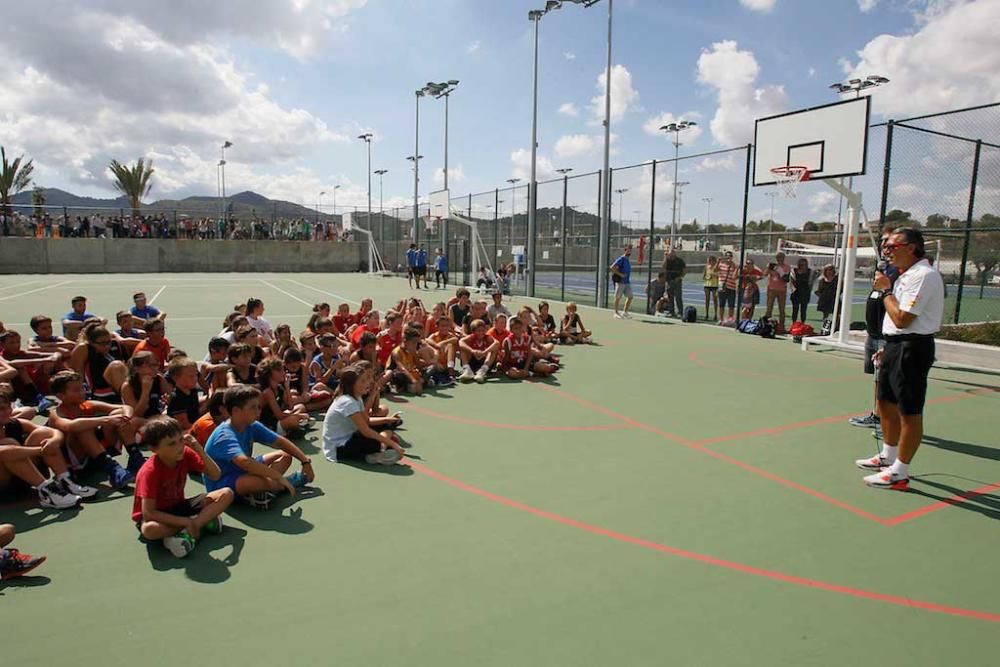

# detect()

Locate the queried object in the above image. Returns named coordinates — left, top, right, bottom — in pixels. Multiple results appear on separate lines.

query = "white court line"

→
left=149, top=285, right=167, bottom=305
left=257, top=279, right=315, bottom=308
left=3, top=314, right=308, bottom=327
left=0, top=278, right=41, bottom=292
left=0, top=279, right=74, bottom=302
left=283, top=278, right=361, bottom=306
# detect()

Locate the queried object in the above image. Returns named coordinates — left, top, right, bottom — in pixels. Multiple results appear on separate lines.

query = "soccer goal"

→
left=430, top=188, right=495, bottom=287
left=343, top=212, right=390, bottom=276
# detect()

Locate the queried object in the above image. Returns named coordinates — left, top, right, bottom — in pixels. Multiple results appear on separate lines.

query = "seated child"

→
left=503, top=318, right=558, bottom=379
left=69, top=322, right=128, bottom=402
left=321, top=367, right=405, bottom=465
left=461, top=300, right=492, bottom=335
left=132, top=416, right=232, bottom=559
left=284, top=348, right=332, bottom=412
left=28, top=315, right=76, bottom=355
left=1, top=387, right=96, bottom=508
left=458, top=319, right=499, bottom=384
left=114, top=310, right=147, bottom=352
left=203, top=385, right=314, bottom=508
left=389, top=329, right=427, bottom=394
left=560, top=303, right=592, bottom=344
left=349, top=361, right=400, bottom=426
left=61, top=295, right=103, bottom=339
left=0, top=523, right=46, bottom=580
left=130, top=292, right=165, bottom=328
left=132, top=320, right=171, bottom=371
left=234, top=326, right=265, bottom=366
left=47, top=370, right=137, bottom=489
left=536, top=302, right=560, bottom=344
left=270, top=324, right=298, bottom=359
left=307, top=303, right=331, bottom=333
left=0, top=330, right=59, bottom=408
left=226, top=343, right=257, bottom=386
left=331, top=303, right=354, bottom=336
left=166, top=357, right=204, bottom=430
left=299, top=330, right=318, bottom=365
left=257, top=358, right=309, bottom=434
left=349, top=311, right=381, bottom=350
left=309, top=334, right=347, bottom=392
left=189, top=392, right=227, bottom=447
left=199, top=337, right=231, bottom=395
left=425, top=316, right=459, bottom=377
left=375, top=313, right=404, bottom=368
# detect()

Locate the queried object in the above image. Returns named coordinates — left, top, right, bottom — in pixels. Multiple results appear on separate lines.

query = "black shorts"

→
left=864, top=335, right=885, bottom=375
left=414, top=266, right=427, bottom=277
left=877, top=336, right=935, bottom=415
left=135, top=495, right=205, bottom=529
left=469, top=356, right=489, bottom=373
left=719, top=288, right=736, bottom=309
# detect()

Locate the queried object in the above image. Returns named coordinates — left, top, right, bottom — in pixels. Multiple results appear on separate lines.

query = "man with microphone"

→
left=855, top=227, right=944, bottom=490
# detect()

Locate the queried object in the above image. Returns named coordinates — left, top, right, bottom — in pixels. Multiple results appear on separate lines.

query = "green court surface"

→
left=1, top=273, right=999, bottom=666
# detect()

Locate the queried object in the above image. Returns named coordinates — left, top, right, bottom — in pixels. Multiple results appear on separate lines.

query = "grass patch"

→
left=939, top=321, right=1000, bottom=347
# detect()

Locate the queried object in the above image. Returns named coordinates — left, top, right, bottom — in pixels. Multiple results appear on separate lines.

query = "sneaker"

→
left=364, top=449, right=402, bottom=466
left=126, top=447, right=147, bottom=474
left=855, top=454, right=891, bottom=471
left=474, top=368, right=487, bottom=384
left=163, top=531, right=196, bottom=558
left=241, top=491, right=275, bottom=510
left=622, top=312, right=632, bottom=319
left=0, top=549, right=47, bottom=580
left=849, top=413, right=880, bottom=428
left=458, top=367, right=475, bottom=383
left=863, top=470, right=910, bottom=491
left=37, top=479, right=80, bottom=509
left=203, top=516, right=224, bottom=535
left=285, top=471, right=309, bottom=489
left=426, top=376, right=437, bottom=389
left=613, top=312, right=624, bottom=319
left=59, top=477, right=98, bottom=500
left=107, top=462, right=135, bottom=490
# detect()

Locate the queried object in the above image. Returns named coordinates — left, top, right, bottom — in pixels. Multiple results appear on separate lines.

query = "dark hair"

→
left=0, top=386, right=15, bottom=403
left=145, top=320, right=164, bottom=333
left=283, top=347, right=303, bottom=363
left=339, top=367, right=360, bottom=397
left=29, top=315, right=52, bottom=332
left=0, top=330, right=20, bottom=343
left=166, top=348, right=187, bottom=361
left=312, top=302, right=330, bottom=313
left=245, top=298, right=263, bottom=315
left=132, top=292, right=145, bottom=301
left=208, top=337, right=231, bottom=353
left=317, top=333, right=339, bottom=348
left=71, top=296, right=86, bottom=305
left=51, top=370, right=84, bottom=395
left=166, top=356, right=197, bottom=379
left=404, top=328, right=421, bottom=343
left=223, top=384, right=261, bottom=412
left=456, top=288, right=470, bottom=299
left=256, top=358, right=283, bottom=388
left=141, top=416, right=182, bottom=448
left=227, top=343, right=252, bottom=362
left=314, top=317, right=333, bottom=331
left=116, top=310, right=132, bottom=323
left=892, top=227, right=926, bottom=258
left=79, top=323, right=111, bottom=345
left=205, top=391, right=226, bottom=418
left=359, top=331, right=377, bottom=348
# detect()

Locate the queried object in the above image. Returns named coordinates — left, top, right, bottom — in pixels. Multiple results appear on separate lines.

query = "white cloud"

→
left=558, top=102, right=579, bottom=117
left=740, top=0, right=777, bottom=11
left=564, top=51, right=576, bottom=60
left=841, top=0, right=1000, bottom=117
left=0, top=1, right=357, bottom=205
left=554, top=134, right=598, bottom=158
left=432, top=165, right=466, bottom=186
left=643, top=111, right=704, bottom=144
left=510, top=148, right=555, bottom=182
left=467, top=40, right=481, bottom=54
left=808, top=191, right=838, bottom=213
left=590, top=64, right=639, bottom=124
left=696, top=40, right=788, bottom=146
left=695, top=154, right=737, bottom=172
left=858, top=0, right=878, bottom=11
left=808, top=67, right=817, bottom=78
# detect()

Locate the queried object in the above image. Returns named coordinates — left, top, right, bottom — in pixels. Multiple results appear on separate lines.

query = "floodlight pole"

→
left=413, top=90, right=424, bottom=242
left=702, top=196, right=712, bottom=228
left=507, top=178, right=520, bottom=247
left=358, top=133, right=373, bottom=231
left=375, top=169, right=387, bottom=245
left=597, top=0, right=614, bottom=308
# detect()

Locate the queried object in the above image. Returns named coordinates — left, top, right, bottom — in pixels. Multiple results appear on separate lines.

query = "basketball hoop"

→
left=770, top=165, right=810, bottom=199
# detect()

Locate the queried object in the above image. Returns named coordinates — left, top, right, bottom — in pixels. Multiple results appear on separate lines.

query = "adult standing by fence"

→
left=716, top=250, right=739, bottom=324
left=856, top=227, right=944, bottom=491
left=661, top=248, right=686, bottom=317
left=610, top=244, right=633, bottom=320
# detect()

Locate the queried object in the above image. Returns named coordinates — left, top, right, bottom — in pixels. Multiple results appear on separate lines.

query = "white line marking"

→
left=4, top=314, right=308, bottom=327
left=257, top=279, right=314, bottom=307
left=283, top=278, right=361, bottom=306
left=149, top=285, right=167, bottom=304
left=0, top=279, right=74, bottom=302
left=0, top=279, right=41, bottom=291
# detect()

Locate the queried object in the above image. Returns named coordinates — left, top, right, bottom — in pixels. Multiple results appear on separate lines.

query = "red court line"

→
left=407, top=460, right=1000, bottom=624
left=400, top=402, right=631, bottom=432
left=532, top=383, right=890, bottom=524
left=884, top=481, right=1000, bottom=526
left=689, top=351, right=858, bottom=383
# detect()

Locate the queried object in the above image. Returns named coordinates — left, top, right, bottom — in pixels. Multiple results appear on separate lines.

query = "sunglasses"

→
left=882, top=242, right=910, bottom=251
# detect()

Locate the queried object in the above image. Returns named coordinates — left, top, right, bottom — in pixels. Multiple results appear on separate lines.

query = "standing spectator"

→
left=661, top=248, right=686, bottom=317
left=789, top=258, right=814, bottom=323
left=433, top=248, right=448, bottom=289
left=416, top=245, right=429, bottom=289
left=763, top=251, right=792, bottom=332
left=405, top=244, right=419, bottom=289
left=815, top=264, right=838, bottom=324
left=716, top=251, right=739, bottom=324
left=610, top=244, right=633, bottom=319
left=702, top=255, right=719, bottom=322
left=740, top=258, right=763, bottom=320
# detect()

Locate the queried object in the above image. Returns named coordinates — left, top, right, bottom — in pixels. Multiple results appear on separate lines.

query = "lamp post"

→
left=764, top=191, right=777, bottom=252
left=316, top=190, right=325, bottom=228
left=332, top=184, right=341, bottom=219
left=219, top=140, right=232, bottom=222
left=702, top=196, right=712, bottom=228
left=673, top=181, right=689, bottom=242
left=556, top=168, right=573, bottom=300
left=407, top=155, right=423, bottom=239
left=506, top=177, right=521, bottom=246
left=658, top=120, right=696, bottom=248
left=412, top=89, right=424, bottom=240
left=375, top=169, right=388, bottom=245
left=614, top=187, right=628, bottom=247
left=358, top=133, right=373, bottom=230
left=423, top=81, right=460, bottom=191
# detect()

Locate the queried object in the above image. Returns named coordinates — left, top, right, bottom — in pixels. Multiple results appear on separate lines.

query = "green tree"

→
left=0, top=146, right=34, bottom=219
left=108, top=158, right=154, bottom=217
left=31, top=186, right=45, bottom=216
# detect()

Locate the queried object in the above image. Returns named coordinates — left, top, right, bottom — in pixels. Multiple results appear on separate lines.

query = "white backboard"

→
left=429, top=189, right=450, bottom=219
left=342, top=211, right=352, bottom=231
left=753, top=97, right=870, bottom=186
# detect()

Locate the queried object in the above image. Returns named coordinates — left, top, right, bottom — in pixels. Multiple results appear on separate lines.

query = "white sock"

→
left=462, top=365, right=471, bottom=373
left=880, top=443, right=898, bottom=463
left=889, top=459, right=909, bottom=477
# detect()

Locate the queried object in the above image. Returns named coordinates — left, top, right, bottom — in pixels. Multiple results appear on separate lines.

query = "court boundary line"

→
left=0, top=279, right=74, bottom=302
left=283, top=278, right=361, bottom=306
left=406, top=460, right=1000, bottom=624
left=149, top=285, right=166, bottom=304
left=258, top=279, right=315, bottom=308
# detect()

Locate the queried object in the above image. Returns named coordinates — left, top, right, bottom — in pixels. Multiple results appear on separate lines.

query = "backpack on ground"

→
left=758, top=318, right=777, bottom=339
left=737, top=319, right=760, bottom=334
left=682, top=306, right=697, bottom=323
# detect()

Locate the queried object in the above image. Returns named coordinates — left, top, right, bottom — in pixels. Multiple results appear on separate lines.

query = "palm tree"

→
left=0, top=146, right=34, bottom=220
left=108, top=158, right=154, bottom=217
left=31, top=186, right=46, bottom=216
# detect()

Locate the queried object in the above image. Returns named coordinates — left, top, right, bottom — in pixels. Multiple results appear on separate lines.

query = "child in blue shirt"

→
left=434, top=248, right=448, bottom=289
left=130, top=292, right=165, bottom=327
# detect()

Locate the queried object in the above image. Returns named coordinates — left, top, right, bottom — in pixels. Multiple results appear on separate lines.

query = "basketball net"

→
left=770, top=165, right=810, bottom=199
left=423, top=214, right=439, bottom=233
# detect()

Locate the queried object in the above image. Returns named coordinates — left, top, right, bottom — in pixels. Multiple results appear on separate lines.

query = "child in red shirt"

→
left=458, top=319, right=499, bottom=384
left=133, top=416, right=233, bottom=559
left=132, top=321, right=171, bottom=371
left=375, top=314, right=403, bottom=368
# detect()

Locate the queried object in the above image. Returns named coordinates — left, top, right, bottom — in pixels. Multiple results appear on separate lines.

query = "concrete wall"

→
left=0, top=238, right=367, bottom=274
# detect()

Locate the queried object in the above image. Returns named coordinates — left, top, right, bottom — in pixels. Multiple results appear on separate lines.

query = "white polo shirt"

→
left=883, top=258, right=944, bottom=336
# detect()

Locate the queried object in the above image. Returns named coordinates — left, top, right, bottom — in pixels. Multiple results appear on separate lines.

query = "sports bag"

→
left=682, top=306, right=697, bottom=323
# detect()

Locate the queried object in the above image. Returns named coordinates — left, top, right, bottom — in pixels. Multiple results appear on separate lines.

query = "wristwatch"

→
left=879, top=289, right=894, bottom=301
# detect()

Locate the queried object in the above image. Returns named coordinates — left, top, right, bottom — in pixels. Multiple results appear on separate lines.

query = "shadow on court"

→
left=908, top=475, right=1000, bottom=522
left=923, top=434, right=1000, bottom=462
left=0, top=575, right=52, bottom=591
left=225, top=486, right=324, bottom=535
left=144, top=525, right=248, bottom=584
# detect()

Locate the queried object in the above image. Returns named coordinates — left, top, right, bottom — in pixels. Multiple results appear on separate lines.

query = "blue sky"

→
left=2, top=0, right=996, bottom=229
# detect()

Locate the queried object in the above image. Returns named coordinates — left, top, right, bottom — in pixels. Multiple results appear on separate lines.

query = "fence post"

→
left=560, top=173, right=568, bottom=302
left=877, top=120, right=894, bottom=232
left=735, top=145, right=753, bottom=324
left=595, top=169, right=606, bottom=307
left=953, top=139, right=983, bottom=324
left=646, top=160, right=657, bottom=315
left=493, top=188, right=499, bottom=269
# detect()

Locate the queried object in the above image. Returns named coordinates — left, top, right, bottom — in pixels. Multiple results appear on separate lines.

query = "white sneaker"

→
left=474, top=368, right=487, bottom=384
left=622, top=312, right=632, bottom=319
left=163, top=531, right=196, bottom=558
left=365, top=449, right=402, bottom=466
left=855, top=455, right=891, bottom=471
left=37, top=479, right=80, bottom=509
left=60, top=477, right=98, bottom=499
left=863, top=469, right=910, bottom=491
left=459, top=367, right=475, bottom=382
left=613, top=312, right=624, bottom=319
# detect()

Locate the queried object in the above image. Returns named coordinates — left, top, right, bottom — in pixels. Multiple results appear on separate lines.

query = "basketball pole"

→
left=825, top=179, right=862, bottom=345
